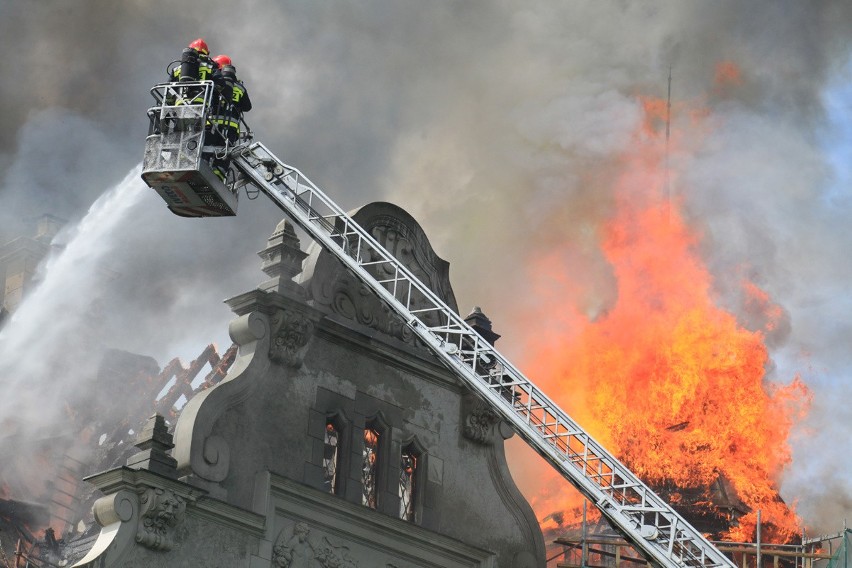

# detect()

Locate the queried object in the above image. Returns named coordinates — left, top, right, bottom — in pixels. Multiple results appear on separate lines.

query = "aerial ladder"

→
left=142, top=81, right=738, bottom=568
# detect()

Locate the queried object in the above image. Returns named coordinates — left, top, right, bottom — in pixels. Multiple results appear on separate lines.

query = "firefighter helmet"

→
left=189, top=38, right=209, bottom=55
left=212, top=54, right=232, bottom=67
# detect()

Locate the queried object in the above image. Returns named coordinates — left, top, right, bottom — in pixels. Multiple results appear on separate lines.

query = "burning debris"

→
left=0, top=342, right=236, bottom=566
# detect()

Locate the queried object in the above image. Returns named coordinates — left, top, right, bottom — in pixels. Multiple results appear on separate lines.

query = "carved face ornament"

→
left=156, top=494, right=179, bottom=526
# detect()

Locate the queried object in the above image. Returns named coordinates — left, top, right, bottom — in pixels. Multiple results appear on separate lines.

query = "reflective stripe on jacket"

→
left=209, top=117, right=240, bottom=130
left=172, top=56, right=216, bottom=81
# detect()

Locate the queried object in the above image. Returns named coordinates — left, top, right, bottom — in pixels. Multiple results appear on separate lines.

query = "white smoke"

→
left=0, top=165, right=146, bottom=432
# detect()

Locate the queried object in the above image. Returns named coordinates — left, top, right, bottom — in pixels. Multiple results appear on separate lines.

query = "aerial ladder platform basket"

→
left=142, top=81, right=240, bottom=217
left=141, top=82, right=739, bottom=568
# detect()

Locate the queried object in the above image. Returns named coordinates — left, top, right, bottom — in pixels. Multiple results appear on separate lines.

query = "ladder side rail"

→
left=231, top=144, right=735, bottom=568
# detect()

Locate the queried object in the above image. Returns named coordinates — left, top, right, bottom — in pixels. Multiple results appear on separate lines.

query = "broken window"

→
left=362, top=425, right=380, bottom=509
left=399, top=445, right=418, bottom=521
left=322, top=420, right=340, bottom=494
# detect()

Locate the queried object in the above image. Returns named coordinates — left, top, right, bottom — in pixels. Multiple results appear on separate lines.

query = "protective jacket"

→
left=208, top=65, right=251, bottom=144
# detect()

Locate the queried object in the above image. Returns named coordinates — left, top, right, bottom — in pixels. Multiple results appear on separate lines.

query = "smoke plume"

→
left=2, top=0, right=852, bottom=536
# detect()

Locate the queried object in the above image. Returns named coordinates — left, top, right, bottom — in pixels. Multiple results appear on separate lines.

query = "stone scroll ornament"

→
left=303, top=204, right=459, bottom=346
left=135, top=487, right=186, bottom=551
left=462, top=396, right=500, bottom=445
left=319, top=268, right=416, bottom=344
left=269, top=307, right=315, bottom=368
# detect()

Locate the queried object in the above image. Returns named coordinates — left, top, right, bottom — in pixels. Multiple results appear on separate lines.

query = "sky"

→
left=1, top=0, right=852, bottom=537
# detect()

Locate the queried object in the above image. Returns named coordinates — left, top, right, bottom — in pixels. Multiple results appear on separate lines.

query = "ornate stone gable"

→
left=300, top=203, right=458, bottom=344
left=71, top=203, right=545, bottom=567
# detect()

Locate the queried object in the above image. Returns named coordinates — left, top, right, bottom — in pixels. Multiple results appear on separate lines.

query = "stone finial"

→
left=464, top=306, right=501, bottom=346
left=258, top=219, right=308, bottom=298
left=126, top=414, right=179, bottom=479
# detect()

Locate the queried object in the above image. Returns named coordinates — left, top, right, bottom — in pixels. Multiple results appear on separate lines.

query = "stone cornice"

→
left=225, top=288, right=318, bottom=318
left=84, top=466, right=206, bottom=499
left=315, top=310, right=465, bottom=393
left=191, top=495, right=266, bottom=537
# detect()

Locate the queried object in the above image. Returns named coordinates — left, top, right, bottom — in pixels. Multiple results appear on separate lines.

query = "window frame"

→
left=398, top=437, right=425, bottom=523
left=361, top=413, right=390, bottom=510
left=322, top=413, right=346, bottom=496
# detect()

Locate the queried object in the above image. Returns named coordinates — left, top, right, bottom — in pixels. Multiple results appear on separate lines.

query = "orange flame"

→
left=364, top=428, right=379, bottom=446
left=715, top=61, right=744, bottom=87
left=520, top=91, right=810, bottom=543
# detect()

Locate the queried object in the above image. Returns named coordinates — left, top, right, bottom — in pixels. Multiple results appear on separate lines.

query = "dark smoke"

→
left=1, top=0, right=852, bottom=536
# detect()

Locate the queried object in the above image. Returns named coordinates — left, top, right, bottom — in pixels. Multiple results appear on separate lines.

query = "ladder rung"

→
left=607, top=482, right=644, bottom=491
left=618, top=505, right=670, bottom=513
left=426, top=325, right=473, bottom=335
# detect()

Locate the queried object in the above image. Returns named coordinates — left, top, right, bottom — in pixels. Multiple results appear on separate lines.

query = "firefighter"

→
left=206, top=54, right=252, bottom=181
left=210, top=54, right=252, bottom=140
left=171, top=38, right=215, bottom=82
left=166, top=38, right=218, bottom=110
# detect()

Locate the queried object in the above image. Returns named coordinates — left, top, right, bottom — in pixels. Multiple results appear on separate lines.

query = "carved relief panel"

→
left=303, top=203, right=459, bottom=344
left=266, top=475, right=495, bottom=568
left=270, top=517, right=489, bottom=568
left=272, top=521, right=359, bottom=568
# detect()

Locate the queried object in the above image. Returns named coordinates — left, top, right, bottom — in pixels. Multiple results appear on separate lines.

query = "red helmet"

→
left=212, top=54, right=232, bottom=67
left=188, top=38, right=209, bottom=55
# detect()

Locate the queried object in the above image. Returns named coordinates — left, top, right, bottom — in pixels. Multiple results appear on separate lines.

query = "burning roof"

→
left=524, top=95, right=811, bottom=545
left=0, top=343, right=236, bottom=566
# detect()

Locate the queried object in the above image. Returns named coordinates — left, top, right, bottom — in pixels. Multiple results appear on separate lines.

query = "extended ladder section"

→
left=231, top=142, right=736, bottom=568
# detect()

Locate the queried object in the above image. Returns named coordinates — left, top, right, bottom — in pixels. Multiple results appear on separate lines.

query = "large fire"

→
left=520, top=90, right=810, bottom=544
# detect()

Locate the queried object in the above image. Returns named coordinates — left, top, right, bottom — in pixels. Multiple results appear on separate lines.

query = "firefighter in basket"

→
left=206, top=54, right=252, bottom=182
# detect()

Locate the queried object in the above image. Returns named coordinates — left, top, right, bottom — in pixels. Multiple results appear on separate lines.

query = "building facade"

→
left=0, top=214, right=64, bottom=317
left=73, top=203, right=544, bottom=567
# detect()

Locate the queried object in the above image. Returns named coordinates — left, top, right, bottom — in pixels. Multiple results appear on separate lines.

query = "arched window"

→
left=399, top=443, right=419, bottom=521
left=322, top=419, right=341, bottom=494
left=362, top=423, right=381, bottom=509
